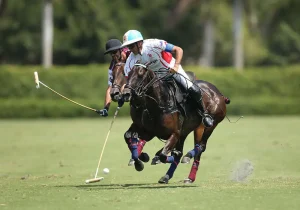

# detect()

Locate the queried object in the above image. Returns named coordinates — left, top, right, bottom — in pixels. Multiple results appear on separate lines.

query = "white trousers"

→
left=169, top=60, right=193, bottom=90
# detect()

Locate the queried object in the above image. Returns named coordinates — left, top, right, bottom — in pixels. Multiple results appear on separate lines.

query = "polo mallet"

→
left=34, top=71, right=102, bottom=114
left=85, top=106, right=120, bottom=184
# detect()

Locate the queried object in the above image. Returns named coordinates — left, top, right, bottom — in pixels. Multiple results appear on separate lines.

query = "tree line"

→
left=1, top=0, right=300, bottom=68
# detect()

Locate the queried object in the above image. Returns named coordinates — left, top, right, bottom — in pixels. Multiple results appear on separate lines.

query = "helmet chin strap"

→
left=117, top=49, right=122, bottom=61
left=114, top=49, right=122, bottom=62
left=136, top=42, right=142, bottom=55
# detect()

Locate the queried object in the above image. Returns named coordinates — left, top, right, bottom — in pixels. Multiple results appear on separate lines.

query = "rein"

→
left=130, top=64, right=171, bottom=95
left=111, top=62, right=125, bottom=89
left=127, top=64, right=174, bottom=109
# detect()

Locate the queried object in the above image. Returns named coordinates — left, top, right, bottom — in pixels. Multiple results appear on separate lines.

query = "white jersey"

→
left=124, top=39, right=175, bottom=77
left=124, top=39, right=194, bottom=90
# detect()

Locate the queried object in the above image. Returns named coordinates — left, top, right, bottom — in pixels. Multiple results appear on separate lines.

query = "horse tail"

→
left=223, top=96, right=230, bottom=104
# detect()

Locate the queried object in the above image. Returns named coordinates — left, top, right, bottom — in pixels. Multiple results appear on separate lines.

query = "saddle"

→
left=162, top=71, right=196, bottom=117
left=139, top=71, right=196, bottom=130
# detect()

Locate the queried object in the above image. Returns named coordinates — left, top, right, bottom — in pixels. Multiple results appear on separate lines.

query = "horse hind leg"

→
left=181, top=124, right=205, bottom=164
left=184, top=125, right=216, bottom=184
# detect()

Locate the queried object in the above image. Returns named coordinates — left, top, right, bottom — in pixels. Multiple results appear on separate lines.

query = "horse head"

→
left=110, top=62, right=126, bottom=102
left=122, top=63, right=156, bottom=102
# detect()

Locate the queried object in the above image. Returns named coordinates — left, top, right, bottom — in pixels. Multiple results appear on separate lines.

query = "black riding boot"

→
left=188, top=84, right=214, bottom=127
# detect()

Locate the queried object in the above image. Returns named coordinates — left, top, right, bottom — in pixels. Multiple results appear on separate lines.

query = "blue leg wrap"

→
left=166, top=155, right=181, bottom=179
left=130, top=138, right=139, bottom=160
left=166, top=156, right=174, bottom=163
left=189, top=144, right=201, bottom=158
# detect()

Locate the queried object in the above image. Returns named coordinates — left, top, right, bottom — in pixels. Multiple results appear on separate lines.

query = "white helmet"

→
left=122, top=30, right=143, bottom=47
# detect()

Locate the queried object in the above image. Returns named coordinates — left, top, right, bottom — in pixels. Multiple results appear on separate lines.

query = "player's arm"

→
left=165, top=42, right=183, bottom=69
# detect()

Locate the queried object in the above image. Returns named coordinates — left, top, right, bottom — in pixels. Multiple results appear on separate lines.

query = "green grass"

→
left=1, top=116, right=300, bottom=210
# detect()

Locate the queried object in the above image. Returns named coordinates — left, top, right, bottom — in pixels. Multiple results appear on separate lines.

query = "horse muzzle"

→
left=110, top=88, right=121, bottom=102
left=122, top=89, right=132, bottom=102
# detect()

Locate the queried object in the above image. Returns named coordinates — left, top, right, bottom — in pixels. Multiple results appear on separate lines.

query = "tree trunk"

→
left=165, top=0, right=196, bottom=30
left=198, top=18, right=215, bottom=68
left=233, top=0, right=244, bottom=71
left=244, top=0, right=258, bottom=33
left=42, top=0, right=53, bottom=69
left=0, top=0, right=6, bottom=16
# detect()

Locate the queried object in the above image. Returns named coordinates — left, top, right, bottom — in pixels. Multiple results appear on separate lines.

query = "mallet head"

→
left=34, top=71, right=40, bottom=89
left=85, top=177, right=104, bottom=184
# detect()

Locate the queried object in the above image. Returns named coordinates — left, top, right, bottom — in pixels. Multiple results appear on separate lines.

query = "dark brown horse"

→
left=110, top=63, right=127, bottom=101
left=110, top=63, right=230, bottom=184
left=110, top=63, right=152, bottom=164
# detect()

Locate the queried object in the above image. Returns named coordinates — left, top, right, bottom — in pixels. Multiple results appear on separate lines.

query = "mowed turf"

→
left=0, top=116, right=300, bottom=210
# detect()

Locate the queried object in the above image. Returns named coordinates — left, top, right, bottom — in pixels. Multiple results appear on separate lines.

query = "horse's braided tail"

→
left=223, top=96, right=231, bottom=104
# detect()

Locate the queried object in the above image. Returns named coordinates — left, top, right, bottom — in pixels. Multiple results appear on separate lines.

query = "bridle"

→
left=111, top=62, right=125, bottom=90
left=128, top=63, right=171, bottom=96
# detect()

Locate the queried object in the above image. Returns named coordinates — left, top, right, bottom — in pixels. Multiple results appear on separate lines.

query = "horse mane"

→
left=111, top=62, right=126, bottom=90
left=129, top=64, right=176, bottom=112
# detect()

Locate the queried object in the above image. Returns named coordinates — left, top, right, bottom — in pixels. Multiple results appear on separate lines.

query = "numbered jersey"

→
left=124, top=39, right=175, bottom=77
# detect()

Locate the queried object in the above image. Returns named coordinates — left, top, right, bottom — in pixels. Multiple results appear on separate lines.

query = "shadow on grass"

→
left=55, top=183, right=198, bottom=190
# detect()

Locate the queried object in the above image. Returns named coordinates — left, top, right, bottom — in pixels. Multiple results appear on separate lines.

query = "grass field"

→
left=1, top=116, right=300, bottom=210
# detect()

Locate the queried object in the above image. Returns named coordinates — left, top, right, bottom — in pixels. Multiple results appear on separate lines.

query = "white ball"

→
left=103, top=168, right=109, bottom=174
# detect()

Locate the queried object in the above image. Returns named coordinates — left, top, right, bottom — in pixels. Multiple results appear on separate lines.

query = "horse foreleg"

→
left=124, top=126, right=139, bottom=160
left=159, top=133, right=180, bottom=163
left=184, top=125, right=217, bottom=183
left=158, top=140, right=185, bottom=184
left=124, top=123, right=154, bottom=171
left=151, top=147, right=163, bottom=165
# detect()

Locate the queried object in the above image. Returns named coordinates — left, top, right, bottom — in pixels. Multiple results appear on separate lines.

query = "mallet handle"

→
left=34, top=72, right=40, bottom=88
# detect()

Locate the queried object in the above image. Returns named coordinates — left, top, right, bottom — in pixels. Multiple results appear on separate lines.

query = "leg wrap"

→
left=124, top=130, right=139, bottom=159
left=166, top=155, right=182, bottom=179
left=188, top=144, right=203, bottom=158
left=137, top=139, right=146, bottom=156
left=128, top=138, right=139, bottom=160
left=124, top=130, right=132, bottom=150
left=188, top=160, right=200, bottom=181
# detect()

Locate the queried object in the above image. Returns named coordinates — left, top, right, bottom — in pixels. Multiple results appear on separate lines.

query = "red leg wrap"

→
left=188, top=160, right=200, bottom=182
left=137, top=139, right=146, bottom=156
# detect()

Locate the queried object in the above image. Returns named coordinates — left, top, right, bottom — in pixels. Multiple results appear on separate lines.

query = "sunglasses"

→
left=110, top=50, right=118, bottom=55
left=128, top=44, right=135, bottom=49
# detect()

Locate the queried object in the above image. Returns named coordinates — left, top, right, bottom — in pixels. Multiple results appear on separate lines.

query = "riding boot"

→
left=188, top=84, right=214, bottom=127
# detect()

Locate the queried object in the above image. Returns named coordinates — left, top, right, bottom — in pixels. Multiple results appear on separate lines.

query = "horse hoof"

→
left=181, top=156, right=191, bottom=164
left=128, top=159, right=135, bottom=166
left=151, top=156, right=161, bottom=165
left=139, top=152, right=150, bottom=163
left=158, top=175, right=169, bottom=184
left=183, top=178, right=193, bottom=184
left=134, top=159, right=144, bottom=171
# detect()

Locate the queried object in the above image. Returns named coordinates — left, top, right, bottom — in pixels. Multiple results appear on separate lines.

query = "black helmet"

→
left=104, top=39, right=122, bottom=54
